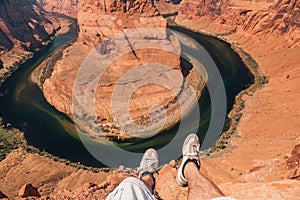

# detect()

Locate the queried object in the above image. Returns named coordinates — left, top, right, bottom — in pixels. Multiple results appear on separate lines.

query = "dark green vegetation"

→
left=212, top=45, right=268, bottom=152
left=0, top=125, right=24, bottom=161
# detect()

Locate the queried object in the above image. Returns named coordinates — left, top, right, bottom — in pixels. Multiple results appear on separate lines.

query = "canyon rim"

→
left=0, top=0, right=299, bottom=199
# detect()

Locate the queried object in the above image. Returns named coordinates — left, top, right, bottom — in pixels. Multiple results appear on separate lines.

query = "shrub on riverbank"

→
left=0, top=127, right=24, bottom=161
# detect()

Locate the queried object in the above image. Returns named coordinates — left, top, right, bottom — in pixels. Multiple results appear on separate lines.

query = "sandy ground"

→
left=174, top=17, right=300, bottom=199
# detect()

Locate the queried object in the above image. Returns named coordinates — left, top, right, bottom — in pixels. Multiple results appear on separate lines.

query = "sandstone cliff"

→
left=0, top=147, right=299, bottom=199
left=177, top=0, right=300, bottom=46
left=37, top=0, right=81, bottom=18
left=43, top=0, right=203, bottom=140
left=77, top=0, right=165, bottom=47
left=39, top=0, right=181, bottom=18
left=0, top=0, right=61, bottom=68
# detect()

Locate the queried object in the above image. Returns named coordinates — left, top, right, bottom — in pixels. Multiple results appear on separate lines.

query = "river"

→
left=0, top=18, right=254, bottom=168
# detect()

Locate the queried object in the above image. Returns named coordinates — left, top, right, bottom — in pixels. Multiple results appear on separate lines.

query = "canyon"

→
left=0, top=0, right=67, bottom=86
left=0, top=0, right=299, bottom=199
left=42, top=0, right=203, bottom=140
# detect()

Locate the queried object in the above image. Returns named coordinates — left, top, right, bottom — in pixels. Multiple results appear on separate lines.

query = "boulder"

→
left=18, top=183, right=41, bottom=198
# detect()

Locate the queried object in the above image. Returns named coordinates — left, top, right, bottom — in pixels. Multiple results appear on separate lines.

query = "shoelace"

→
left=146, top=158, right=157, bottom=169
left=138, top=159, right=156, bottom=172
left=189, top=144, right=200, bottom=155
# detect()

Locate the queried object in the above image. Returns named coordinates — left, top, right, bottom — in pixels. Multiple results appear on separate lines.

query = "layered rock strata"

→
left=37, top=0, right=81, bottom=18
left=43, top=0, right=203, bottom=140
left=177, top=0, right=300, bottom=45
left=77, top=0, right=165, bottom=47
left=0, top=0, right=66, bottom=88
left=0, top=0, right=61, bottom=67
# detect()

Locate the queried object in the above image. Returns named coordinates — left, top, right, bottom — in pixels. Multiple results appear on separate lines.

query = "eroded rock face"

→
left=18, top=183, right=40, bottom=197
left=154, top=0, right=180, bottom=15
left=43, top=30, right=186, bottom=140
left=37, top=0, right=81, bottom=17
left=0, top=0, right=60, bottom=67
left=177, top=0, right=300, bottom=45
left=0, top=0, right=53, bottom=50
left=179, top=0, right=224, bottom=18
left=286, top=144, right=300, bottom=180
left=41, top=0, right=204, bottom=140
left=77, top=0, right=166, bottom=47
left=174, top=0, right=300, bottom=199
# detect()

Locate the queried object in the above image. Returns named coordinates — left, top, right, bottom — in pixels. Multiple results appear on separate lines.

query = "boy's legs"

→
left=177, top=133, right=225, bottom=200
left=106, top=148, right=158, bottom=200
left=184, top=161, right=224, bottom=200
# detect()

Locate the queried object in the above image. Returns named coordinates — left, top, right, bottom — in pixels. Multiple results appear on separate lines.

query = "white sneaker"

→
left=137, top=148, right=158, bottom=192
left=176, top=133, right=201, bottom=187
left=138, top=148, right=158, bottom=177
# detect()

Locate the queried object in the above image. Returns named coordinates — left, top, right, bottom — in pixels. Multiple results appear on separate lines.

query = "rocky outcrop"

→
left=0, top=0, right=60, bottom=67
left=286, top=144, right=300, bottom=180
left=179, top=0, right=224, bottom=18
left=245, top=0, right=300, bottom=35
left=77, top=0, right=165, bottom=47
left=177, top=0, right=300, bottom=46
left=43, top=33, right=188, bottom=140
left=0, top=0, right=53, bottom=50
left=18, top=183, right=40, bottom=197
left=37, top=0, right=81, bottom=18
left=43, top=0, right=204, bottom=139
left=154, top=0, right=180, bottom=15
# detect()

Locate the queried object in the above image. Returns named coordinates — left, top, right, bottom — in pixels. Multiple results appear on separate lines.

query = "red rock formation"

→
left=177, top=0, right=236, bottom=34
left=153, top=0, right=179, bottom=15
left=0, top=0, right=58, bottom=51
left=77, top=0, right=166, bottom=47
left=18, top=183, right=40, bottom=197
left=42, top=0, right=205, bottom=139
left=179, top=0, right=224, bottom=18
left=286, top=144, right=300, bottom=180
left=177, top=0, right=300, bottom=45
left=37, top=0, right=81, bottom=17
left=0, top=0, right=60, bottom=67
